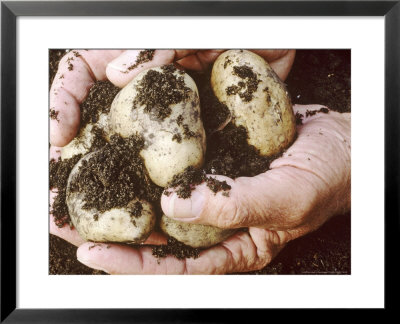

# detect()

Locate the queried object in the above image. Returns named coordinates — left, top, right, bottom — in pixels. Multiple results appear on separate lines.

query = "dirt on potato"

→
left=68, top=134, right=163, bottom=213
left=133, top=64, right=192, bottom=120
left=80, top=81, right=120, bottom=130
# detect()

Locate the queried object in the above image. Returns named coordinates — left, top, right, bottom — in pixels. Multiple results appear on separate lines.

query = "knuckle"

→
left=215, top=197, right=244, bottom=229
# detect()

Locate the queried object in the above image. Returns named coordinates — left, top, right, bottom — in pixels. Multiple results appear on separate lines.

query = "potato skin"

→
left=61, top=113, right=109, bottom=160
left=108, top=66, right=206, bottom=187
left=211, top=50, right=296, bottom=157
left=160, top=214, right=237, bottom=248
left=66, top=151, right=155, bottom=243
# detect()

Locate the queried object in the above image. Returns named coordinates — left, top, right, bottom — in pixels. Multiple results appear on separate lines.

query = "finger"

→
left=268, top=49, right=296, bottom=81
left=106, top=50, right=200, bottom=88
left=49, top=145, right=61, bottom=160
left=50, top=214, right=86, bottom=247
left=77, top=243, right=188, bottom=274
left=176, top=50, right=225, bottom=71
left=49, top=144, right=85, bottom=246
left=250, top=49, right=292, bottom=63
left=161, top=170, right=323, bottom=230
left=162, top=104, right=350, bottom=230
left=76, top=229, right=282, bottom=274
left=250, top=49, right=296, bottom=81
left=272, top=104, right=351, bottom=218
left=49, top=189, right=86, bottom=246
left=50, top=50, right=124, bottom=147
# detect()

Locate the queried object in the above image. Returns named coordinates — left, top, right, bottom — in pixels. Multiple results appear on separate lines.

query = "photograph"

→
left=49, top=49, right=351, bottom=275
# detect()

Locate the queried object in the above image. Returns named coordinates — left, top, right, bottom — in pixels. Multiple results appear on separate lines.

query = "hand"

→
left=49, top=49, right=296, bottom=246
left=49, top=49, right=295, bottom=147
left=74, top=104, right=351, bottom=274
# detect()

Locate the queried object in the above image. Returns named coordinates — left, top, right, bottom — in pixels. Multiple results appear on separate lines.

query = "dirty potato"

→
left=61, top=113, right=109, bottom=160
left=160, top=214, right=237, bottom=248
left=108, top=65, right=206, bottom=187
left=211, top=50, right=296, bottom=157
left=66, top=151, right=156, bottom=243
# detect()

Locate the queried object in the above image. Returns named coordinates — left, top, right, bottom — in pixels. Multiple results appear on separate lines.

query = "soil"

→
left=133, top=64, right=191, bottom=120
left=68, top=134, right=162, bottom=213
left=151, top=237, right=200, bottom=261
left=124, top=49, right=155, bottom=73
left=80, top=80, right=120, bottom=129
left=164, top=166, right=231, bottom=199
left=49, top=49, right=351, bottom=275
left=50, top=154, right=82, bottom=227
left=226, top=65, right=261, bottom=102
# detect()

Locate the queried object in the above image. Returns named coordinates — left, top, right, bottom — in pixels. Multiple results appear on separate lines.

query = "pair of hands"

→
left=50, top=50, right=351, bottom=274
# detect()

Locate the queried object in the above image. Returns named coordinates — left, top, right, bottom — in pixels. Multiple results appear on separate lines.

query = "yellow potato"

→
left=108, top=66, right=206, bottom=187
left=211, top=50, right=296, bottom=157
left=61, top=113, right=109, bottom=160
left=66, top=151, right=156, bottom=243
left=160, top=214, right=237, bottom=248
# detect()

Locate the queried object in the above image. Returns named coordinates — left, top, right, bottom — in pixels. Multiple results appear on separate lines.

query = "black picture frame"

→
left=1, top=0, right=398, bottom=321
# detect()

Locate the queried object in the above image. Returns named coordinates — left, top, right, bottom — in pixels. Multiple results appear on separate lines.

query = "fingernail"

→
left=162, top=190, right=205, bottom=220
left=107, top=50, right=141, bottom=73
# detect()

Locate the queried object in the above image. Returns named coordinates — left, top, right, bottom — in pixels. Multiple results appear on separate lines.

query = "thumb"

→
left=161, top=168, right=321, bottom=230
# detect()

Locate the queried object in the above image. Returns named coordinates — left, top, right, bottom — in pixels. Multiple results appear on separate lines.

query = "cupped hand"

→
left=74, top=104, right=351, bottom=274
left=49, top=49, right=295, bottom=147
left=49, top=48, right=308, bottom=273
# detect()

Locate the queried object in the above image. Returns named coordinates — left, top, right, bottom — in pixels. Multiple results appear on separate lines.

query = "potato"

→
left=108, top=65, right=206, bottom=187
left=160, top=214, right=237, bottom=248
left=211, top=50, right=296, bottom=157
left=66, top=151, right=155, bottom=243
left=61, top=113, right=109, bottom=160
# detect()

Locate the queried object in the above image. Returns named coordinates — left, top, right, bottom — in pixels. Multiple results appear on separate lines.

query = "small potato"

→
left=108, top=65, right=206, bottom=187
left=61, top=113, right=109, bottom=160
left=211, top=50, right=296, bottom=157
left=160, top=214, right=237, bottom=248
left=66, top=151, right=155, bottom=243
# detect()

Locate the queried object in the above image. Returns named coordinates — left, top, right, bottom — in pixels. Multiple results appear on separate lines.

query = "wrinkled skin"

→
left=49, top=49, right=351, bottom=274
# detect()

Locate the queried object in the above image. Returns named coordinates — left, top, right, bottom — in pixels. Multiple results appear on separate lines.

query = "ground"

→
left=49, top=49, right=351, bottom=275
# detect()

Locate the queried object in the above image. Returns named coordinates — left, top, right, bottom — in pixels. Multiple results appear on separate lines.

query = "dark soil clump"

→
left=226, top=65, right=261, bottom=102
left=306, top=107, right=329, bottom=117
left=204, top=123, right=277, bottom=178
left=181, top=124, right=198, bottom=140
left=49, top=108, right=59, bottom=121
left=172, top=133, right=182, bottom=143
left=49, top=49, right=67, bottom=88
left=69, top=134, right=163, bottom=212
left=189, top=71, right=231, bottom=134
left=88, top=126, right=109, bottom=152
left=124, top=49, right=155, bottom=73
left=295, top=111, right=304, bottom=125
left=130, top=201, right=143, bottom=218
left=133, top=64, right=192, bottom=120
left=165, top=166, right=231, bottom=199
left=295, top=106, right=330, bottom=125
left=80, top=80, right=120, bottom=130
left=50, top=154, right=82, bottom=227
left=152, top=237, right=200, bottom=260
